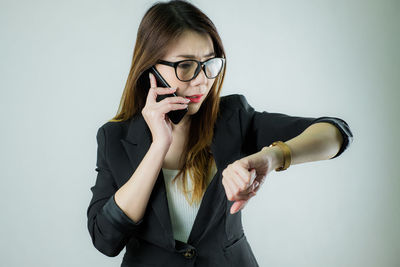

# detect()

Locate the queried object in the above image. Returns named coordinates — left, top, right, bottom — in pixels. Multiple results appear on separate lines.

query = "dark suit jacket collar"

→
left=119, top=104, right=238, bottom=248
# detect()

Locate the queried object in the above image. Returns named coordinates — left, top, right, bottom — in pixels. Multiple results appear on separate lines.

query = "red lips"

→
left=184, top=94, right=203, bottom=103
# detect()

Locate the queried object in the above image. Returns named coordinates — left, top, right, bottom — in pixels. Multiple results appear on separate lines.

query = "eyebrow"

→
left=174, top=52, right=215, bottom=59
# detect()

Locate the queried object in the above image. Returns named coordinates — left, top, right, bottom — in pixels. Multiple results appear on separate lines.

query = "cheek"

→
left=166, top=76, right=182, bottom=88
left=206, top=80, right=215, bottom=94
left=155, top=65, right=182, bottom=88
left=167, top=78, right=187, bottom=93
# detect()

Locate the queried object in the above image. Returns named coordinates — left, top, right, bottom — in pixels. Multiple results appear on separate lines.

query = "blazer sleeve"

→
left=87, top=126, right=143, bottom=257
left=237, top=94, right=353, bottom=159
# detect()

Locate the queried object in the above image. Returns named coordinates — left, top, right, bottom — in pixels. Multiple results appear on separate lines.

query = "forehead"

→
left=165, top=31, right=214, bottom=60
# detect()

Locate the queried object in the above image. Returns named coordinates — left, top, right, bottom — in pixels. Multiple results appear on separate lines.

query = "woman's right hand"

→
left=141, top=72, right=190, bottom=147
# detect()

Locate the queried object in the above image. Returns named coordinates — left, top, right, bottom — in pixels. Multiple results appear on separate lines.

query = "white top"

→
left=162, top=166, right=216, bottom=243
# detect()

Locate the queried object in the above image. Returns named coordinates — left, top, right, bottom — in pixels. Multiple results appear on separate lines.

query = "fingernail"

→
left=149, top=72, right=152, bottom=79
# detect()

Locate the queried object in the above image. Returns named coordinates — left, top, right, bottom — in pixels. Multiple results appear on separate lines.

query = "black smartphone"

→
left=149, top=66, right=188, bottom=124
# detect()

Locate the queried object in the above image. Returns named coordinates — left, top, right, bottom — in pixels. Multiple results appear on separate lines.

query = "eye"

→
left=178, top=63, right=192, bottom=69
left=177, top=61, right=197, bottom=70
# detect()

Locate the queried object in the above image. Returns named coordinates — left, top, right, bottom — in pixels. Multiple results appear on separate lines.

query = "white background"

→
left=1, top=0, right=399, bottom=266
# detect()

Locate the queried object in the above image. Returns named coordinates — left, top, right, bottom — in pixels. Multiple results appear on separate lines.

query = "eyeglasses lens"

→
left=177, top=61, right=198, bottom=81
left=205, top=58, right=222, bottom=79
left=176, top=58, right=223, bottom=81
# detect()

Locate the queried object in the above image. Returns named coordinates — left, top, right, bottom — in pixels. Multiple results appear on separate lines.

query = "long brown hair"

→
left=109, top=0, right=227, bottom=206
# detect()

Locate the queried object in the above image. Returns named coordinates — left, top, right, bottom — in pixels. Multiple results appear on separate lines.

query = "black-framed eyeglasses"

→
left=157, top=57, right=225, bottom=82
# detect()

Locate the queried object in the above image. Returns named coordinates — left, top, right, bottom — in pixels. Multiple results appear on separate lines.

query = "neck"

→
left=171, top=115, right=191, bottom=132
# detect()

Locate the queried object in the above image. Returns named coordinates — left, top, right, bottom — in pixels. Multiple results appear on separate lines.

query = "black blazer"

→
left=87, top=94, right=353, bottom=267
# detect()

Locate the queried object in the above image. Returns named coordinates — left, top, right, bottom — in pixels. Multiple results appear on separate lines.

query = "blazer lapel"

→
left=187, top=106, right=240, bottom=246
left=120, top=115, right=175, bottom=247
left=119, top=105, right=239, bottom=247
left=120, top=114, right=152, bottom=170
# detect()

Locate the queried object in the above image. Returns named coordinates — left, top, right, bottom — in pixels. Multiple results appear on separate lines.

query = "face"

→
left=155, top=30, right=216, bottom=116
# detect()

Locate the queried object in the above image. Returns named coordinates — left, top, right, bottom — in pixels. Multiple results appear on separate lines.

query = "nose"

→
left=190, top=64, right=207, bottom=86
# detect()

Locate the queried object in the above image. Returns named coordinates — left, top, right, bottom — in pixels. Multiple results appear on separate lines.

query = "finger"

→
left=232, top=162, right=252, bottom=186
left=231, top=164, right=254, bottom=193
left=249, top=169, right=257, bottom=186
left=252, top=180, right=260, bottom=192
left=251, top=179, right=261, bottom=193
left=221, top=174, right=234, bottom=201
left=223, top=167, right=257, bottom=201
left=225, top=168, right=245, bottom=196
left=230, top=166, right=257, bottom=195
left=223, top=169, right=238, bottom=201
left=247, top=180, right=259, bottom=195
left=147, top=87, right=177, bottom=105
left=223, top=168, right=249, bottom=201
left=233, top=193, right=254, bottom=201
left=230, top=201, right=242, bottom=214
left=238, top=183, right=258, bottom=197
left=155, top=87, right=177, bottom=95
left=146, top=85, right=159, bottom=105
left=149, top=72, right=157, bottom=88
left=159, top=95, right=189, bottom=104
left=230, top=200, right=248, bottom=214
left=234, top=179, right=259, bottom=198
left=227, top=167, right=257, bottom=198
left=158, top=102, right=188, bottom=114
left=226, top=177, right=254, bottom=201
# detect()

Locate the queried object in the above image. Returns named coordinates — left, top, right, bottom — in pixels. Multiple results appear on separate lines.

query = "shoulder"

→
left=96, top=118, right=131, bottom=140
left=219, top=94, right=253, bottom=113
left=213, top=94, right=256, bottom=132
left=217, top=94, right=255, bottom=122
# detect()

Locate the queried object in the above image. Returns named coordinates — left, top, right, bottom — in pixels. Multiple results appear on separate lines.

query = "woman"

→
left=87, top=1, right=353, bottom=266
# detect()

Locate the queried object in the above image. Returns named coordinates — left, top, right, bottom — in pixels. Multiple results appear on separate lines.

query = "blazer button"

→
left=182, top=248, right=196, bottom=259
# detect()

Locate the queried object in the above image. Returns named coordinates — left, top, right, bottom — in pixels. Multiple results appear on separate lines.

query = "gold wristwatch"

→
left=268, top=141, right=291, bottom=171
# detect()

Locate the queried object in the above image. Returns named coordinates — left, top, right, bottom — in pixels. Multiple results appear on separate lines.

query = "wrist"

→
left=269, top=141, right=292, bottom=171
left=261, top=145, right=283, bottom=171
left=151, top=141, right=171, bottom=153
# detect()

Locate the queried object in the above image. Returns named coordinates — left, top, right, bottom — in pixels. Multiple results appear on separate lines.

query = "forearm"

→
left=114, top=142, right=169, bottom=223
left=265, top=122, right=344, bottom=170
left=283, top=122, right=344, bottom=166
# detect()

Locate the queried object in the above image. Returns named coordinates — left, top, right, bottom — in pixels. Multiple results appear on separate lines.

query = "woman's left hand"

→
left=222, top=146, right=282, bottom=214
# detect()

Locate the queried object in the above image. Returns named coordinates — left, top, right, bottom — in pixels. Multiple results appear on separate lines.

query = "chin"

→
left=186, top=109, right=197, bottom=116
left=187, top=102, right=202, bottom=114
